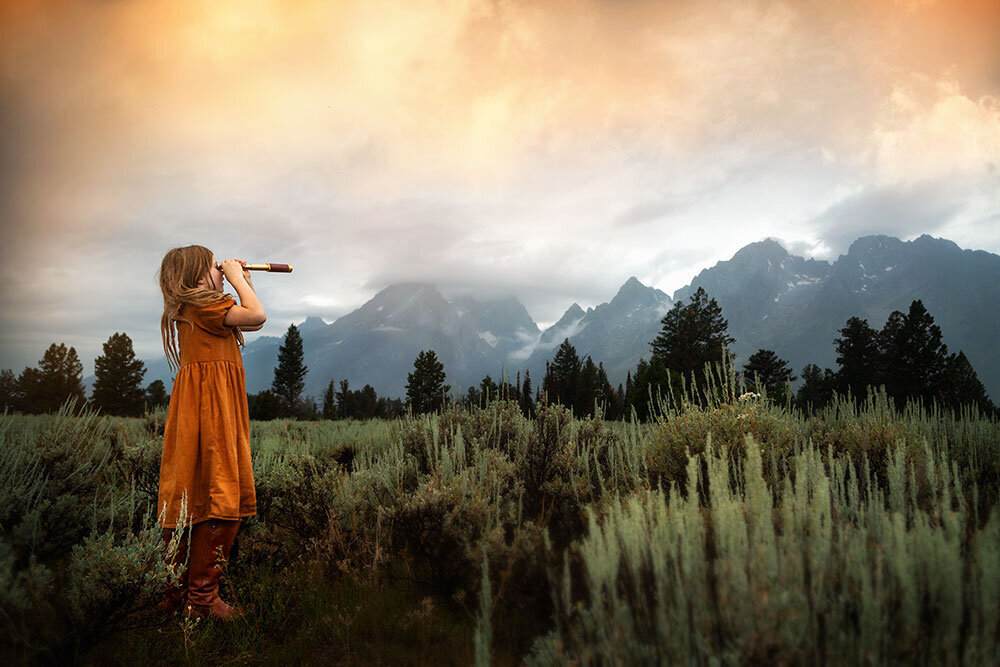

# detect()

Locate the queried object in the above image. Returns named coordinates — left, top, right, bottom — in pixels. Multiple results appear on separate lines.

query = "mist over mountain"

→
left=136, top=235, right=999, bottom=404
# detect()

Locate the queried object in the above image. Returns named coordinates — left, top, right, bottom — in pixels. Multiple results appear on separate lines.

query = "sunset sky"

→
left=1, top=0, right=998, bottom=379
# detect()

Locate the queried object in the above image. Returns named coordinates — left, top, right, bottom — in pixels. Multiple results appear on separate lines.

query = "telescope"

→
left=242, top=263, right=293, bottom=273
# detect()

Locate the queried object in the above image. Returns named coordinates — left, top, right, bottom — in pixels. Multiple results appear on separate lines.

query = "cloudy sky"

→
left=1, top=0, right=999, bottom=376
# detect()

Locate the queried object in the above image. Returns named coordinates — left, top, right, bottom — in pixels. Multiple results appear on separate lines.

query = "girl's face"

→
left=197, top=254, right=225, bottom=292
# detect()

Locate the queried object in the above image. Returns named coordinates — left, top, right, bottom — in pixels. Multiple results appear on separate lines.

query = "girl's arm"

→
left=220, top=259, right=266, bottom=327
left=236, top=268, right=264, bottom=331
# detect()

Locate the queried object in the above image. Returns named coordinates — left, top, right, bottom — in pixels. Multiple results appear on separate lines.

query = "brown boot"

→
left=184, top=519, right=242, bottom=621
left=156, top=527, right=190, bottom=614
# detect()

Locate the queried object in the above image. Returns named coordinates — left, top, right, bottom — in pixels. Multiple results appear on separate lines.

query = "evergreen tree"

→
left=834, top=317, right=880, bottom=401
left=15, top=367, right=43, bottom=414
left=876, top=310, right=906, bottom=382
left=300, top=395, right=320, bottom=420
left=626, top=356, right=672, bottom=421
left=613, top=382, right=626, bottom=421
left=650, top=287, right=735, bottom=393
left=795, top=364, right=835, bottom=413
left=880, top=300, right=949, bottom=408
left=577, top=356, right=600, bottom=416
left=0, top=368, right=17, bottom=413
left=939, top=351, right=995, bottom=415
left=465, top=385, right=482, bottom=408
left=271, top=324, right=308, bottom=418
left=24, top=343, right=88, bottom=414
left=358, top=384, right=379, bottom=418
left=337, top=379, right=352, bottom=419
left=405, top=350, right=449, bottom=414
left=743, top=349, right=797, bottom=397
left=91, top=333, right=146, bottom=417
left=545, top=339, right=582, bottom=411
left=248, top=390, right=284, bottom=420
left=322, top=380, right=338, bottom=419
left=520, top=370, right=534, bottom=416
left=145, top=380, right=169, bottom=410
left=479, top=375, right=499, bottom=403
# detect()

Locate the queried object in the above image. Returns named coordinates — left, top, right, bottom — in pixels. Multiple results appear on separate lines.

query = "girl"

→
left=156, top=245, right=266, bottom=620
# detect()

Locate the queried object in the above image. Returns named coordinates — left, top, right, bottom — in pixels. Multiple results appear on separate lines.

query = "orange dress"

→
left=158, top=297, right=256, bottom=528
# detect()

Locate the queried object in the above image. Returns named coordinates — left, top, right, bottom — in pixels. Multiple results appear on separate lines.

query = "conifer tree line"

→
left=3, top=294, right=994, bottom=420
left=0, top=334, right=162, bottom=417
left=407, top=287, right=995, bottom=420
left=247, top=324, right=404, bottom=421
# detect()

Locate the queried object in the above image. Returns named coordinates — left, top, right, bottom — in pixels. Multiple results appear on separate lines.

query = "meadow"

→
left=2, top=366, right=999, bottom=665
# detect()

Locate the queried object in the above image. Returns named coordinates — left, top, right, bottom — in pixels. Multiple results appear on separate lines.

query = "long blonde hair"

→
left=158, top=245, right=245, bottom=373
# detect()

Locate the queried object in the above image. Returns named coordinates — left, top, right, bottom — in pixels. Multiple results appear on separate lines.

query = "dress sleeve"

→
left=192, top=298, right=237, bottom=337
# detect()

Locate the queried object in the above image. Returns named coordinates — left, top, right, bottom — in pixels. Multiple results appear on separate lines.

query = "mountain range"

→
left=134, top=234, right=1000, bottom=403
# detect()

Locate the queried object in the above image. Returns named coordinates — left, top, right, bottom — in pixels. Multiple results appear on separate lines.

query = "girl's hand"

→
left=220, top=259, right=246, bottom=283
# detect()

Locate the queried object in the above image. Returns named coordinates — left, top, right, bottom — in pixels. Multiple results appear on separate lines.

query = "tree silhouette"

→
left=651, top=287, right=735, bottom=393
left=0, top=369, right=18, bottom=413
left=544, top=339, right=582, bottom=411
left=91, top=333, right=146, bottom=417
left=15, top=367, right=43, bottom=414
left=795, top=364, right=835, bottom=413
left=145, top=380, right=169, bottom=410
left=20, top=343, right=87, bottom=414
left=405, top=350, right=449, bottom=414
left=743, top=349, right=797, bottom=397
left=271, top=324, right=308, bottom=418
left=248, top=390, right=284, bottom=420
left=520, top=370, right=534, bottom=416
left=625, top=356, right=671, bottom=421
left=479, top=375, right=499, bottom=403
left=940, top=351, right=995, bottom=415
left=322, top=380, right=338, bottom=419
left=834, top=317, right=879, bottom=401
left=880, top=300, right=949, bottom=408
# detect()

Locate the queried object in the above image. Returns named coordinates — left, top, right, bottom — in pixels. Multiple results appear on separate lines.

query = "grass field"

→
left=2, top=379, right=999, bottom=665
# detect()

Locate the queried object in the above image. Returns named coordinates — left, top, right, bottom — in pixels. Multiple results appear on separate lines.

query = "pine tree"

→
left=479, top=375, right=498, bottom=404
left=15, top=367, right=43, bottom=414
left=939, top=351, right=995, bottom=415
left=650, top=287, right=735, bottom=392
left=834, top=317, right=879, bottom=401
left=577, top=356, right=599, bottom=416
left=271, top=324, right=308, bottom=418
left=91, top=333, right=146, bottom=416
left=405, top=350, right=449, bottom=414
left=145, top=380, right=169, bottom=410
left=626, top=356, right=672, bottom=422
left=32, top=343, right=87, bottom=412
left=337, top=379, right=352, bottom=419
left=248, top=390, right=284, bottom=420
left=795, top=364, right=835, bottom=413
left=0, top=368, right=18, bottom=413
left=465, top=385, right=482, bottom=408
left=520, top=370, right=533, bottom=416
left=322, top=380, right=338, bottom=419
left=546, top=339, right=581, bottom=411
left=743, top=349, right=797, bottom=397
left=358, top=384, right=379, bottom=419
left=880, top=300, right=949, bottom=407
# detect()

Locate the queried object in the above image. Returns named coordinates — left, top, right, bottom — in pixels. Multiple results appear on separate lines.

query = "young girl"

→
left=156, top=245, right=266, bottom=620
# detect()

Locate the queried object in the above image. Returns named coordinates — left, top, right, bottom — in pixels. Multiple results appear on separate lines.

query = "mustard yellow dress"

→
left=158, top=297, right=256, bottom=528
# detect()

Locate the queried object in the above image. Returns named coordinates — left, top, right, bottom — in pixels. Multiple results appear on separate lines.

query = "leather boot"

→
left=184, top=519, right=242, bottom=621
left=155, top=527, right=190, bottom=614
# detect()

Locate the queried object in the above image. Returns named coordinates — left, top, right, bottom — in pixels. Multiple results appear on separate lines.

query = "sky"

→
left=1, top=0, right=999, bottom=377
